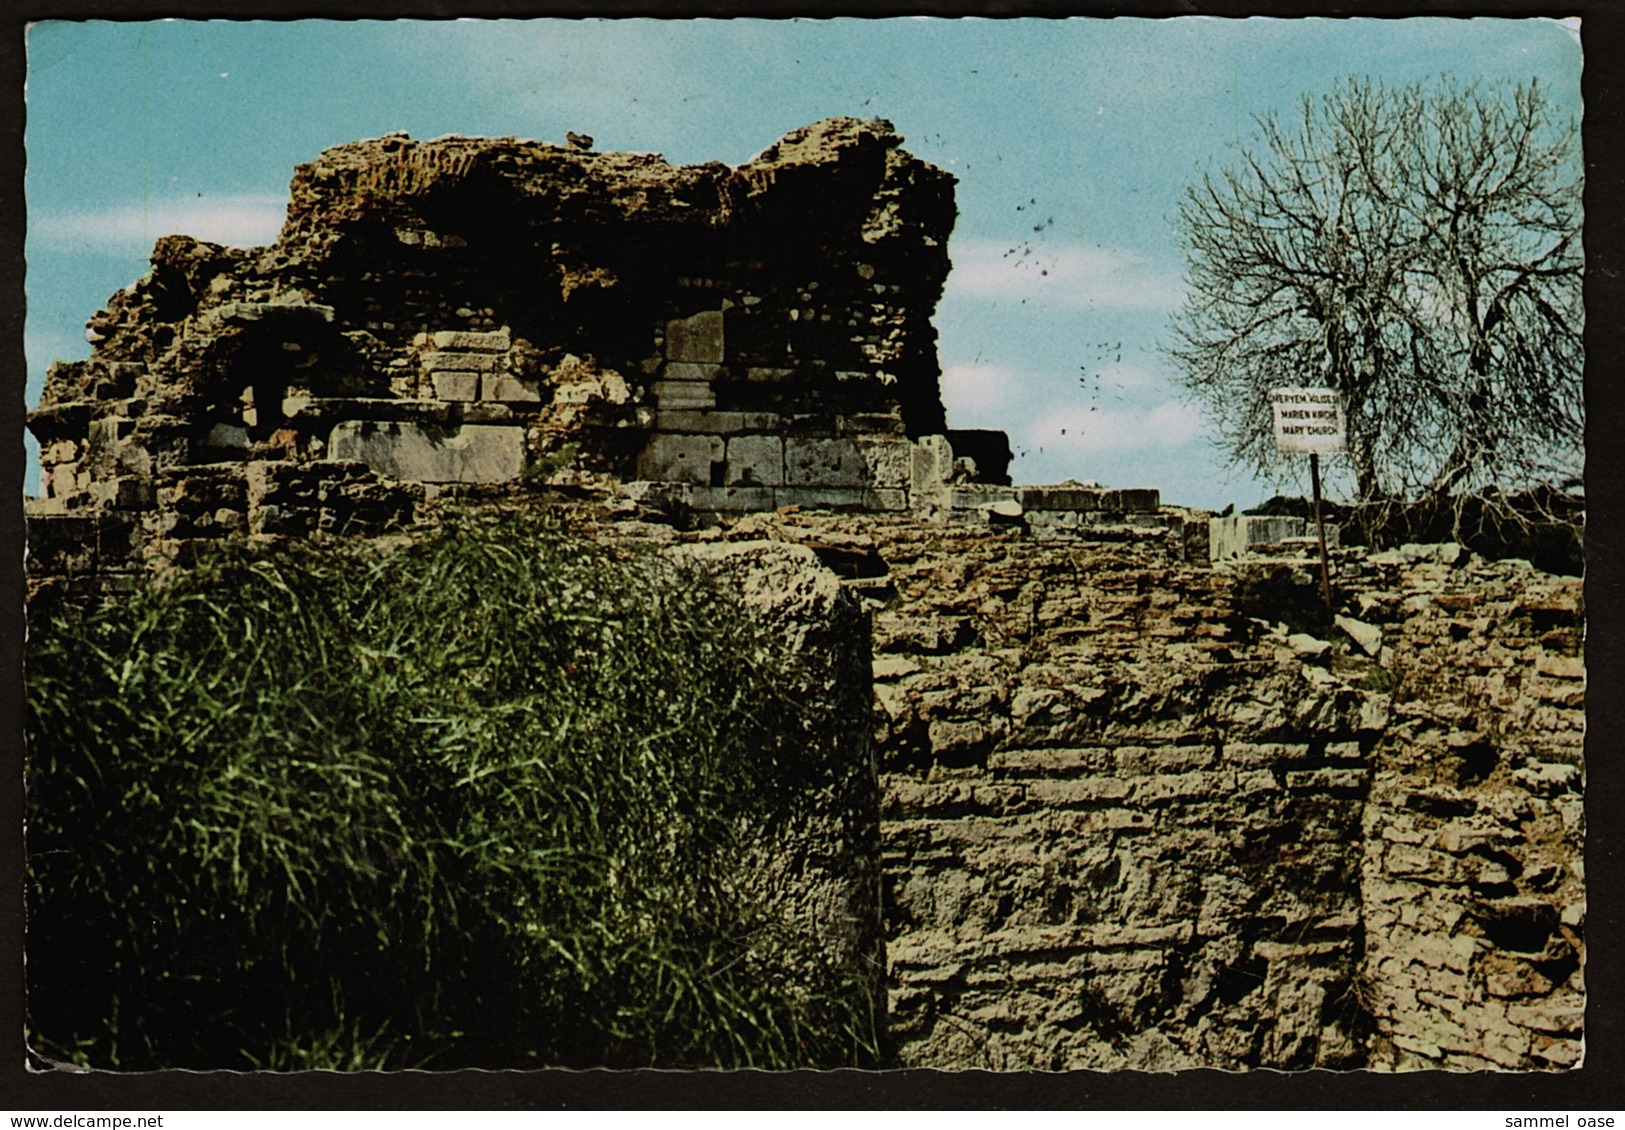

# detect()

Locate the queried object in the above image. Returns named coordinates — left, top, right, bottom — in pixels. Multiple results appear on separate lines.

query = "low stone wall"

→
left=696, top=511, right=1378, bottom=1069
left=1209, top=513, right=1340, bottom=561
left=1335, top=545, right=1585, bottom=1070
left=678, top=510, right=1585, bottom=1071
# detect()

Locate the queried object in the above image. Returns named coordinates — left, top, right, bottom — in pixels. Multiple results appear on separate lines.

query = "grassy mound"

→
left=25, top=510, right=879, bottom=1070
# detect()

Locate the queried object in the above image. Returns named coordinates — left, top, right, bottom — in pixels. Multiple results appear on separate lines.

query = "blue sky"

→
left=23, top=17, right=1583, bottom=509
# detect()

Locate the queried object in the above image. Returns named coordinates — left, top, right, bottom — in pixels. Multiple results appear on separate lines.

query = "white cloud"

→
left=32, top=193, right=287, bottom=252
left=940, top=362, right=1018, bottom=419
left=1028, top=400, right=1205, bottom=456
left=945, top=237, right=1186, bottom=312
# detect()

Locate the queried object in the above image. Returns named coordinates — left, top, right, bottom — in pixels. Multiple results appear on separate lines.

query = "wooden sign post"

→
left=1269, top=387, right=1347, bottom=609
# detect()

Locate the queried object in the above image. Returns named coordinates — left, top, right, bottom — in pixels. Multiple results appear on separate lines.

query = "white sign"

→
left=1270, top=387, right=1347, bottom=454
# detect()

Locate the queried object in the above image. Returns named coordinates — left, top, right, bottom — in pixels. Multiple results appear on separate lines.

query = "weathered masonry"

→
left=25, top=121, right=1584, bottom=1071
left=644, top=510, right=1579, bottom=1071
left=32, top=118, right=1041, bottom=585
left=27, top=117, right=1183, bottom=588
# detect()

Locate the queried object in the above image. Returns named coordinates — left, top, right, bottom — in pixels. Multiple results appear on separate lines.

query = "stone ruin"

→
left=27, top=117, right=1180, bottom=593
left=23, top=120, right=1585, bottom=1073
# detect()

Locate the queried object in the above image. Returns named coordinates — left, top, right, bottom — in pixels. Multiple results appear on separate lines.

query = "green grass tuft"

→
left=26, top=509, right=879, bottom=1070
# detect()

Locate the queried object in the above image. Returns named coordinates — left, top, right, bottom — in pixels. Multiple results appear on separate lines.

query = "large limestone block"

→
left=776, top=486, right=906, bottom=511
left=650, top=380, right=716, bottom=409
left=1209, top=515, right=1305, bottom=560
left=422, top=351, right=501, bottom=373
left=1018, top=485, right=1161, bottom=513
left=1114, top=488, right=1161, bottom=512
left=327, top=420, right=525, bottom=484
left=856, top=436, right=914, bottom=490
left=658, top=409, right=786, bottom=436
left=689, top=485, right=775, bottom=511
left=665, top=310, right=725, bottom=363
left=725, top=434, right=785, bottom=486
left=430, top=328, right=511, bottom=352
left=1019, top=486, right=1113, bottom=512
left=635, top=433, right=723, bottom=485
left=785, top=436, right=870, bottom=488
left=432, top=372, right=480, bottom=401
left=910, top=434, right=955, bottom=512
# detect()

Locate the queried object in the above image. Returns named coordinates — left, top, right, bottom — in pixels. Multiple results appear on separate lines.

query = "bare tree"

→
left=1170, top=77, right=1582, bottom=532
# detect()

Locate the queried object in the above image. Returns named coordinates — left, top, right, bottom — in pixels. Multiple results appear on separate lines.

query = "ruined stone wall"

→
left=29, top=119, right=996, bottom=600
left=1338, top=546, right=1586, bottom=1070
left=27, top=459, right=1588, bottom=1071
left=648, top=507, right=1585, bottom=1071
left=734, top=511, right=1375, bottom=1069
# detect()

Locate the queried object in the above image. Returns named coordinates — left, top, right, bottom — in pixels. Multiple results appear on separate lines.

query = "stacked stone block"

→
left=632, top=305, right=922, bottom=512
left=1209, top=513, right=1341, bottom=561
